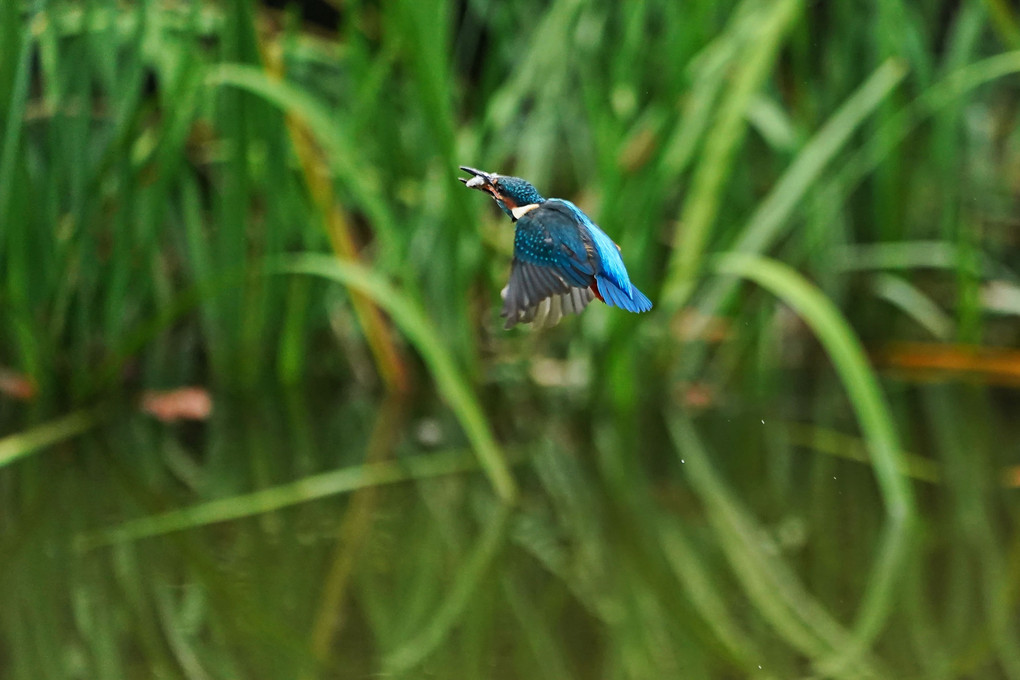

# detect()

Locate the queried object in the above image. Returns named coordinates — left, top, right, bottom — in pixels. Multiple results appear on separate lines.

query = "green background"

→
left=2, top=1, right=1020, bottom=678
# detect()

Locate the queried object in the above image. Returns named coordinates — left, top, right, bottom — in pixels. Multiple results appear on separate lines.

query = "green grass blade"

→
left=712, top=252, right=916, bottom=515
left=0, top=25, right=31, bottom=227
left=0, top=410, right=98, bottom=470
left=659, top=0, right=767, bottom=176
left=383, top=505, right=511, bottom=674
left=869, top=273, right=953, bottom=340
left=661, top=0, right=801, bottom=310
left=827, top=51, right=1020, bottom=214
left=729, top=59, right=907, bottom=259
left=83, top=450, right=495, bottom=547
left=783, top=422, right=942, bottom=484
left=667, top=415, right=881, bottom=678
left=681, top=59, right=907, bottom=329
left=205, top=64, right=399, bottom=253
left=713, top=252, right=915, bottom=516
left=712, top=252, right=917, bottom=664
left=658, top=520, right=765, bottom=669
left=832, top=240, right=1010, bottom=278
left=269, top=253, right=518, bottom=503
left=982, top=0, right=1020, bottom=48
left=500, top=575, right=578, bottom=680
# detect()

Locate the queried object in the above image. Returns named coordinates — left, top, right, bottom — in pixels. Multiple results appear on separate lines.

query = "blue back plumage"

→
left=513, top=199, right=652, bottom=314
left=460, top=166, right=653, bottom=320
left=551, top=200, right=632, bottom=295
left=548, top=200, right=652, bottom=313
left=513, top=207, right=593, bottom=288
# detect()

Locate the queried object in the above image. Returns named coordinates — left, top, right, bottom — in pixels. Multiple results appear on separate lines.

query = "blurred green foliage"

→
left=2, top=0, right=1020, bottom=678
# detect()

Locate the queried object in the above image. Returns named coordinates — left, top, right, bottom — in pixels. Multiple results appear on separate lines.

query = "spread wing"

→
left=500, top=282, right=594, bottom=329
left=501, top=205, right=598, bottom=329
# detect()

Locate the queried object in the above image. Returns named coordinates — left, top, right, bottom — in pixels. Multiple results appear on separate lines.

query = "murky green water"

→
left=4, top=381, right=1017, bottom=679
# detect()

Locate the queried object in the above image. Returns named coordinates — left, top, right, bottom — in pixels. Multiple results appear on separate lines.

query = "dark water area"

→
left=4, top=376, right=1018, bottom=679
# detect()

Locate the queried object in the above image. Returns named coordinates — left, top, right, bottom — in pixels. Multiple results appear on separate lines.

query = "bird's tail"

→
left=595, top=275, right=653, bottom=313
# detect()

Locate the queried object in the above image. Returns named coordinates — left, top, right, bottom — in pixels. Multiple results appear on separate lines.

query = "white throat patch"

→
left=511, top=203, right=540, bottom=220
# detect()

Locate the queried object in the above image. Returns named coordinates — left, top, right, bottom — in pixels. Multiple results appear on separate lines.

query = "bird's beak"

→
left=458, top=166, right=496, bottom=191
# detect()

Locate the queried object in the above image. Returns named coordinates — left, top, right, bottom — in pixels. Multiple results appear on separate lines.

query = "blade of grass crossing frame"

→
left=0, top=23, right=30, bottom=230
left=0, top=410, right=99, bottom=470
left=667, top=415, right=883, bottom=678
left=84, top=450, right=499, bottom=547
left=271, top=254, right=517, bottom=502
left=206, top=64, right=399, bottom=255
left=712, top=252, right=916, bottom=667
left=661, top=0, right=801, bottom=310
left=383, top=505, right=511, bottom=674
left=678, top=59, right=907, bottom=333
left=260, top=44, right=410, bottom=393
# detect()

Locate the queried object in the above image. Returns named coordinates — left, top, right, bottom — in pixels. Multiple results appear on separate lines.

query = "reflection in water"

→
left=1, top=383, right=1018, bottom=679
left=309, top=394, right=404, bottom=670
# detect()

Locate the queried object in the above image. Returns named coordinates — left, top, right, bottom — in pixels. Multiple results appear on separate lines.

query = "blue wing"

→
left=549, top=200, right=653, bottom=313
left=501, top=200, right=651, bottom=327
left=502, top=205, right=597, bottom=328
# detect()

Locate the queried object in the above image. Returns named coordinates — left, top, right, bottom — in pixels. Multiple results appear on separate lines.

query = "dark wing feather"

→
left=497, top=202, right=650, bottom=327
left=500, top=204, right=602, bottom=329
left=501, top=260, right=568, bottom=327
left=501, top=273, right=595, bottom=329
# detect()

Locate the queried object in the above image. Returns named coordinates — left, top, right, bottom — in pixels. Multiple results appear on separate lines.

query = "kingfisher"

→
left=459, top=166, right=652, bottom=329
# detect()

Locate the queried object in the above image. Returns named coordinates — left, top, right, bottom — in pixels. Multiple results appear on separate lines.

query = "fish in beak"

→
left=458, top=166, right=497, bottom=192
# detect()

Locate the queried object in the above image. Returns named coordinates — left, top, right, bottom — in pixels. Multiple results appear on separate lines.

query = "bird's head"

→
left=459, top=166, right=545, bottom=220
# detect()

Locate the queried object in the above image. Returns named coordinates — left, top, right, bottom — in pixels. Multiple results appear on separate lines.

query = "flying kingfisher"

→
left=459, top=166, right=653, bottom=329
